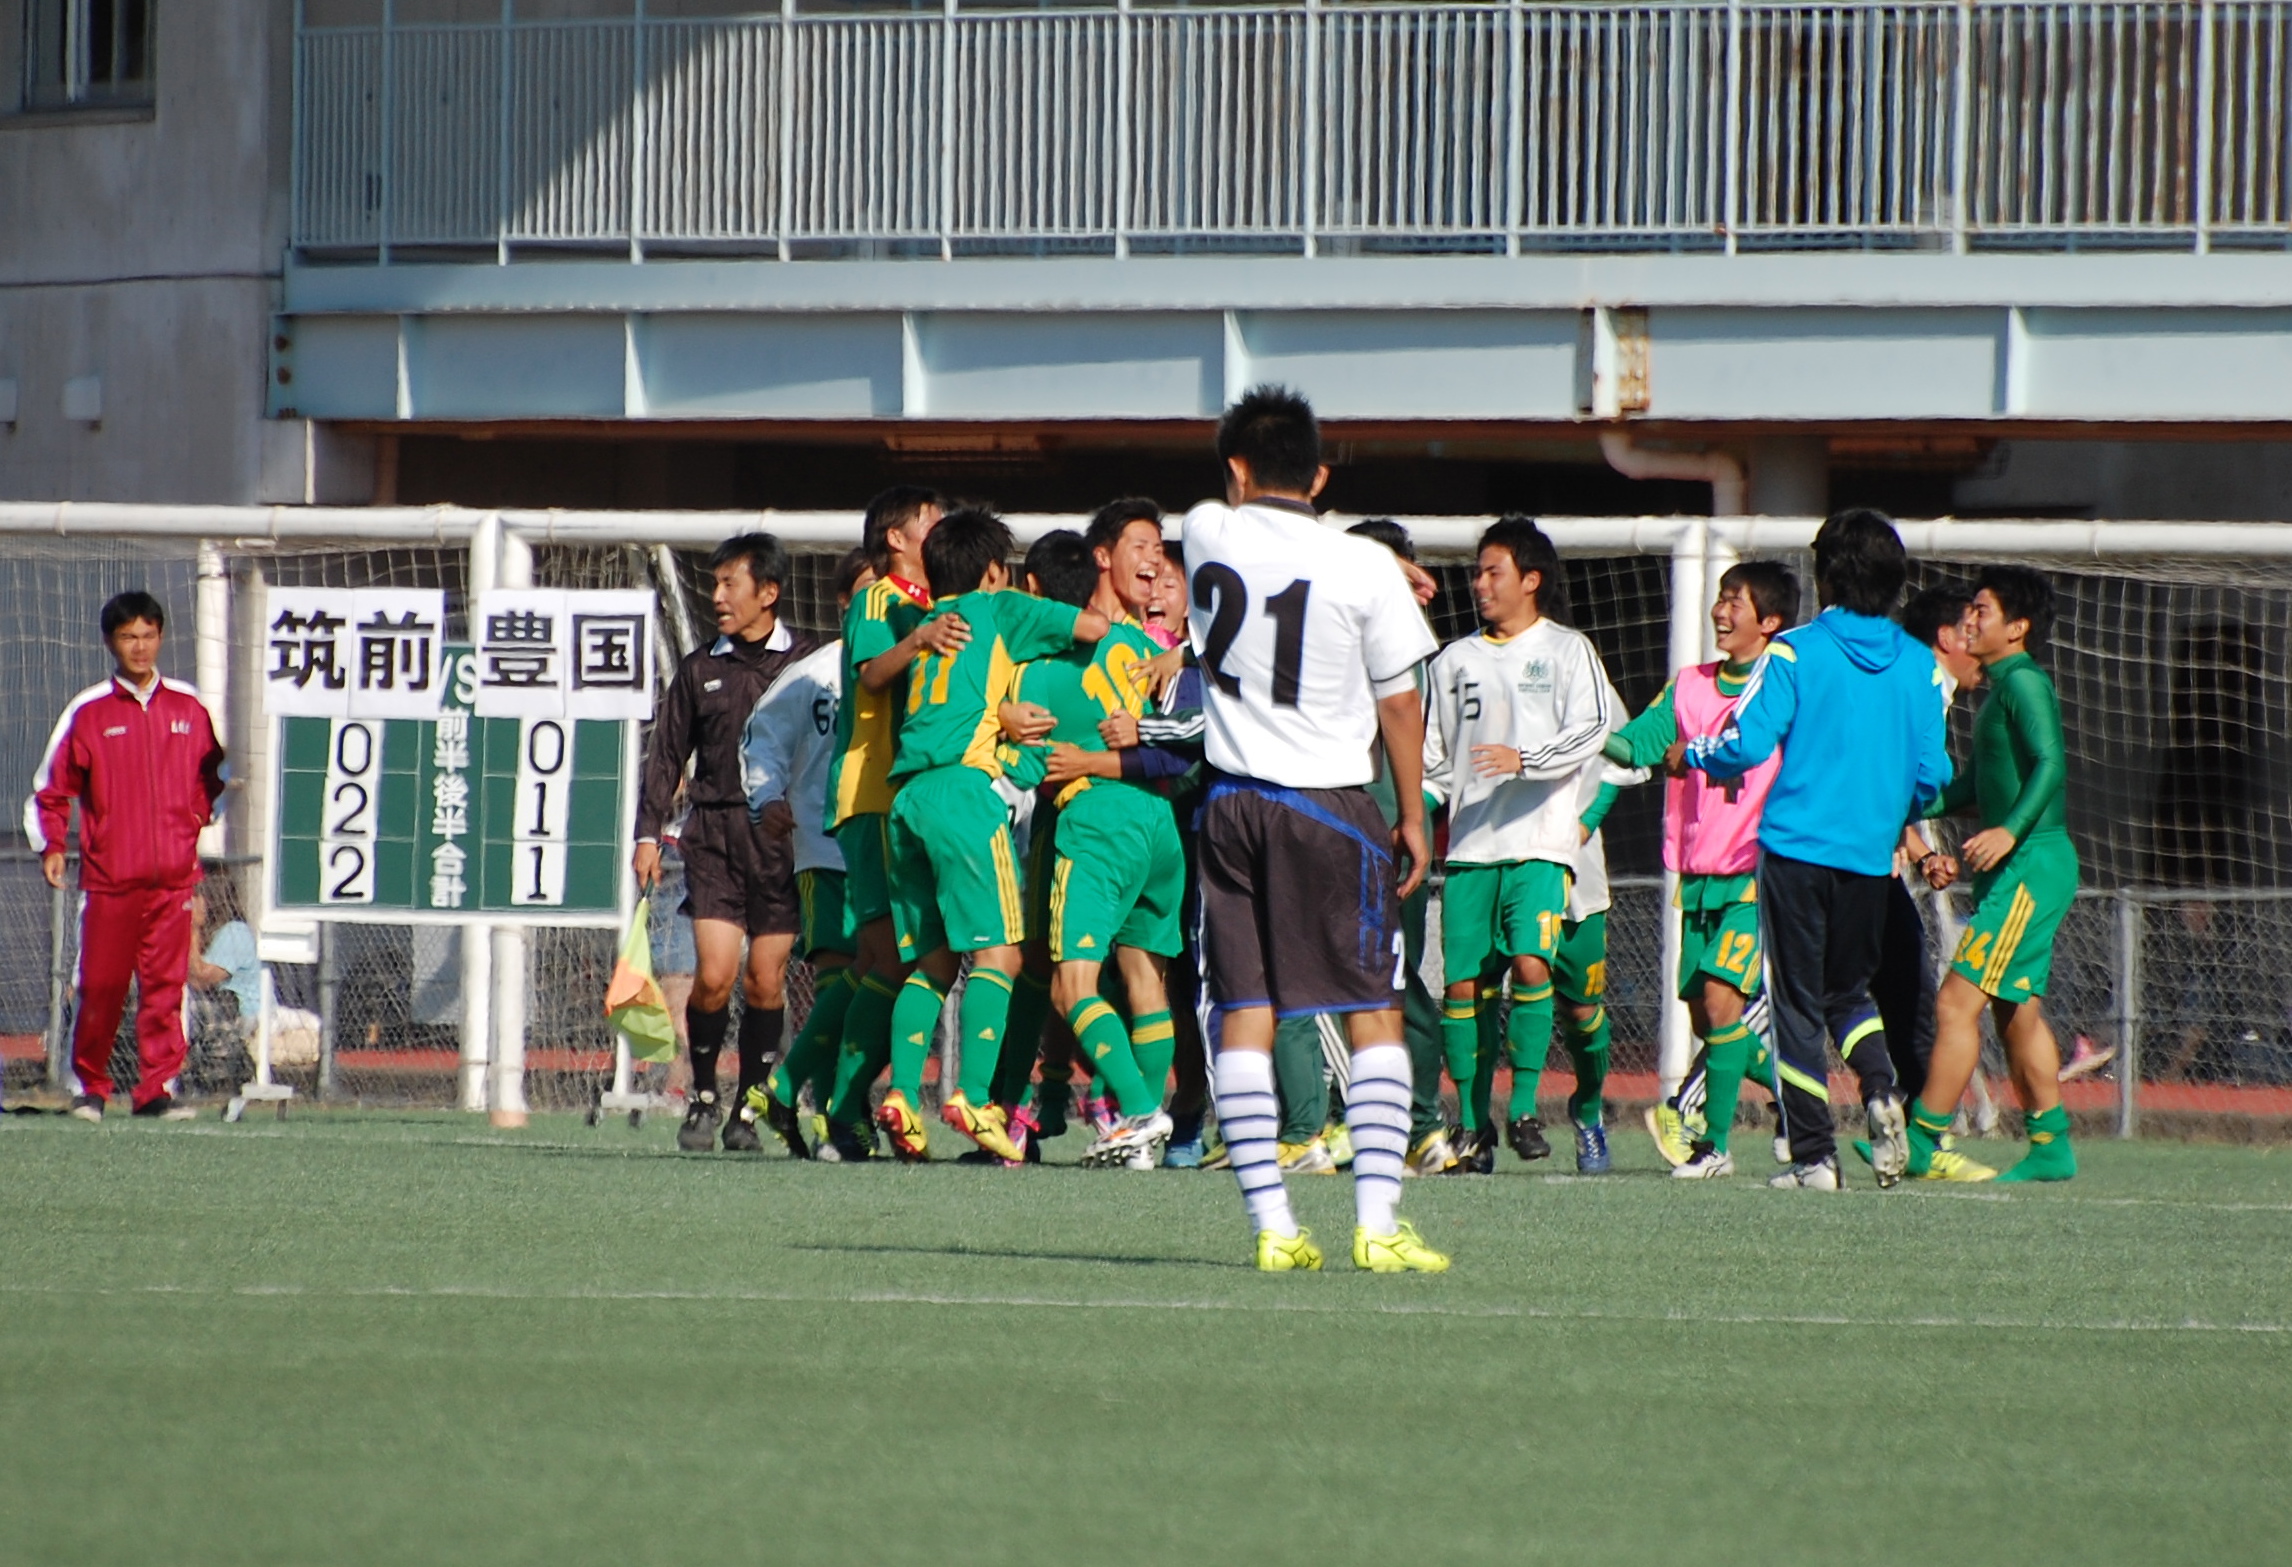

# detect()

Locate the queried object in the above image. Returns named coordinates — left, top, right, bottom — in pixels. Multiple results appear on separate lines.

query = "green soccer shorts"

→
left=1441, top=859, right=1569, bottom=982
left=888, top=765, right=1027, bottom=960
left=1679, top=899, right=1764, bottom=1000
left=1551, top=911, right=1608, bottom=1007
left=1952, top=833, right=2078, bottom=1002
left=796, top=868, right=858, bottom=962
left=1048, top=785, right=1186, bottom=962
left=835, top=812, right=894, bottom=928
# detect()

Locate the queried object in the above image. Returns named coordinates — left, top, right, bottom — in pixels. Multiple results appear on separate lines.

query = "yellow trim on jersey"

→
left=960, top=636, right=1022, bottom=776
left=1766, top=642, right=1798, bottom=663
left=829, top=577, right=928, bottom=828
left=991, top=829, right=1025, bottom=941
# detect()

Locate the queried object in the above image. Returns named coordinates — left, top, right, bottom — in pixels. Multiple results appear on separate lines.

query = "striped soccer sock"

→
left=1129, top=1008, right=1177, bottom=1109
left=956, top=968, right=1016, bottom=1104
left=1345, top=1042, right=1412, bottom=1237
left=1069, top=995, right=1153, bottom=1117
left=1214, top=1049, right=1296, bottom=1239
left=1698, top=1020, right=1756, bottom=1153
left=888, top=969, right=950, bottom=1103
left=1504, top=978, right=1555, bottom=1121
left=1562, top=1004, right=1609, bottom=1128
left=1440, top=995, right=1479, bottom=1130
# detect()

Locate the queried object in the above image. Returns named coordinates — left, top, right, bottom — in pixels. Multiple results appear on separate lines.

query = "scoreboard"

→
left=265, top=590, right=655, bottom=927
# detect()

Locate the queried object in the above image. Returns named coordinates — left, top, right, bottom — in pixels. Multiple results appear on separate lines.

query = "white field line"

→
left=0, top=1281, right=2284, bottom=1336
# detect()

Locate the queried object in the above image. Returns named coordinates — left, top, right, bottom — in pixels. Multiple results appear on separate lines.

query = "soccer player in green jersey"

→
left=876, top=508, right=1111, bottom=1162
left=1607, top=562, right=1796, bottom=1179
left=1021, top=517, right=1186, bottom=1169
left=815, top=487, right=969, bottom=1161
left=1912, top=565, right=2078, bottom=1183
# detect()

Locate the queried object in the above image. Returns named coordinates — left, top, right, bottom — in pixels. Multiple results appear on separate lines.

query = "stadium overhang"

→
left=275, top=254, right=2292, bottom=431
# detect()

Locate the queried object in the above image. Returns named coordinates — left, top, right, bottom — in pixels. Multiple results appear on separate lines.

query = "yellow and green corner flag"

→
left=604, top=902, right=677, bottom=1064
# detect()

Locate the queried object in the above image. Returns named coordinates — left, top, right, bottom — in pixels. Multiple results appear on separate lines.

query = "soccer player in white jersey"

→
left=1184, top=386, right=1449, bottom=1274
left=742, top=548, right=872, bottom=1158
left=1422, top=519, right=1617, bottom=1169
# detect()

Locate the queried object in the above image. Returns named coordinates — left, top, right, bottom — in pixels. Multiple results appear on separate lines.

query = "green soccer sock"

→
left=991, top=969, right=1052, bottom=1107
left=1906, top=1095, right=1954, bottom=1176
left=767, top=965, right=857, bottom=1110
left=1504, top=978, right=1555, bottom=1122
left=1273, top=1013, right=1328, bottom=1144
left=1068, top=996, right=1154, bottom=1117
left=1441, top=995, right=1480, bottom=1131
left=825, top=971, right=900, bottom=1126
left=1130, top=1008, right=1177, bottom=1109
left=1698, top=1020, right=1756, bottom=1154
left=955, top=967, right=1016, bottom=1105
left=1473, top=984, right=1503, bottom=1132
left=1562, top=1004, right=1610, bottom=1128
left=887, top=969, right=951, bottom=1104
left=1997, top=1102, right=2077, bottom=1183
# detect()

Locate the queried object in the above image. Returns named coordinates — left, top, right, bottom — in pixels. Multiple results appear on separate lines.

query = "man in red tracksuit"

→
left=28, top=592, right=227, bottom=1122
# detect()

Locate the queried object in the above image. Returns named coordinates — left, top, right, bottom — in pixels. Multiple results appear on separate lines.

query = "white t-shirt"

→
left=1422, top=620, right=1615, bottom=866
left=739, top=640, right=845, bottom=875
left=1181, top=499, right=1437, bottom=789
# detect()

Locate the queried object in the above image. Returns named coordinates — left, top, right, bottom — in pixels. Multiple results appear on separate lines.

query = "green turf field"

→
left=4, top=1112, right=2288, bottom=1566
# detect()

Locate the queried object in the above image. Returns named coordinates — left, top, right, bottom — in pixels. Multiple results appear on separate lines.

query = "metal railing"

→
left=292, top=2, right=2291, bottom=260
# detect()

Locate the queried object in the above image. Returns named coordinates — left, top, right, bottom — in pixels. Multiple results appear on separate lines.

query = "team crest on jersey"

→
left=1517, top=659, right=1554, bottom=695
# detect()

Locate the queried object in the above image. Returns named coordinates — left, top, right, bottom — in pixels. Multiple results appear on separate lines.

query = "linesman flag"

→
left=604, top=902, right=677, bottom=1063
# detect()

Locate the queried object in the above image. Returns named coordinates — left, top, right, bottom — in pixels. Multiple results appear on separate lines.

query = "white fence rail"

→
left=293, top=2, right=2292, bottom=259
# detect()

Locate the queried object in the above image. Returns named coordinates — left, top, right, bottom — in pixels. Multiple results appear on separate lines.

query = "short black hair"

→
left=1477, top=515, right=1567, bottom=622
left=1976, top=563, right=2056, bottom=649
left=833, top=545, right=873, bottom=603
left=923, top=507, right=1014, bottom=601
left=1811, top=507, right=1907, bottom=617
left=710, top=532, right=789, bottom=590
left=1719, top=560, right=1801, bottom=632
left=1215, top=384, right=1321, bottom=495
left=1346, top=518, right=1416, bottom=562
left=101, top=591, right=166, bottom=637
left=1083, top=498, right=1163, bottom=558
left=861, top=485, right=943, bottom=574
left=1898, top=582, right=1973, bottom=649
left=1023, top=529, right=1097, bottom=608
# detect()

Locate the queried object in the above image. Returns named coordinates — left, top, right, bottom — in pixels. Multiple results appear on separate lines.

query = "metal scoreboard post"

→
left=264, top=591, right=654, bottom=929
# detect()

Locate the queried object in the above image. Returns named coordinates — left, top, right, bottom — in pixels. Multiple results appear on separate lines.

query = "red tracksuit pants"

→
left=72, top=885, right=196, bottom=1108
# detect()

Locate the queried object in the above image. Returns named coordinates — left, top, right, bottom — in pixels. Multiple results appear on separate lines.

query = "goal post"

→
left=0, top=501, right=2286, bottom=1139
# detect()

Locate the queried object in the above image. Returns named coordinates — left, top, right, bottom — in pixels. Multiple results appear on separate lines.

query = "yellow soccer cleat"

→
left=940, top=1091, right=1024, bottom=1163
left=1404, top=1127, right=1459, bottom=1177
left=1277, top=1137, right=1338, bottom=1174
left=1352, top=1220, right=1451, bottom=1274
left=875, top=1089, right=930, bottom=1162
left=1916, top=1148, right=1998, bottom=1182
left=1255, top=1227, right=1325, bottom=1272
left=1644, top=1103, right=1694, bottom=1168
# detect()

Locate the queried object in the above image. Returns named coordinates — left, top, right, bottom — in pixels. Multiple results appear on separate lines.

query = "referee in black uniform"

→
left=633, top=534, right=819, bottom=1151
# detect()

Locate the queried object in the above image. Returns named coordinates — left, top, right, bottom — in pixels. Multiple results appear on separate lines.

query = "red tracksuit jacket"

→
left=26, top=676, right=226, bottom=893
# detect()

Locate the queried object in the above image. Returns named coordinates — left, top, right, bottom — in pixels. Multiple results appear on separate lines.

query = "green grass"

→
left=4, top=1112, right=2290, bottom=1566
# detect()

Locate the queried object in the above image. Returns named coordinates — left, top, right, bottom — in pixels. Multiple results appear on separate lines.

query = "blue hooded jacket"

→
left=1682, top=607, right=1951, bottom=876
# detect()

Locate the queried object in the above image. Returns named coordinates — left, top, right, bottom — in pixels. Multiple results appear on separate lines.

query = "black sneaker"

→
left=819, top=1120, right=876, bottom=1163
left=721, top=1101, right=764, bottom=1153
left=678, top=1090, right=723, bottom=1151
left=1444, top=1124, right=1496, bottom=1175
left=759, top=1092, right=811, bottom=1159
left=68, top=1093, right=103, bottom=1124
left=1506, top=1114, right=1553, bottom=1162
left=131, top=1094, right=198, bottom=1122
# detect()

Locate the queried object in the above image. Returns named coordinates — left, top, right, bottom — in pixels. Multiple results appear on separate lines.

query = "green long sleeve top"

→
left=1927, top=652, right=2068, bottom=842
left=1600, top=663, right=1754, bottom=769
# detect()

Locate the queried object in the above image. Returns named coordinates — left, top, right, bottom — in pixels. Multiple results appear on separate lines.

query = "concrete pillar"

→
left=1748, top=435, right=1829, bottom=518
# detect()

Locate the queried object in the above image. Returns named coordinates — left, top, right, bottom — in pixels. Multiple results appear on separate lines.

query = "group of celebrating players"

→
left=636, top=386, right=2080, bottom=1274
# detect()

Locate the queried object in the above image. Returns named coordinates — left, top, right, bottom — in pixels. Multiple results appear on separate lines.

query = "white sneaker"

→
left=1773, top=1134, right=1792, bottom=1165
left=159, top=1104, right=198, bottom=1122
left=1082, top=1110, right=1173, bottom=1170
left=68, top=1096, right=103, bottom=1124
left=1672, top=1146, right=1736, bottom=1180
left=1865, top=1093, right=1908, bottom=1189
left=1769, top=1156, right=1842, bottom=1190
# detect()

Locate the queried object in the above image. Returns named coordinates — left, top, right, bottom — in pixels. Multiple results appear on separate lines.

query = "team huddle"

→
left=641, top=387, right=2080, bottom=1274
